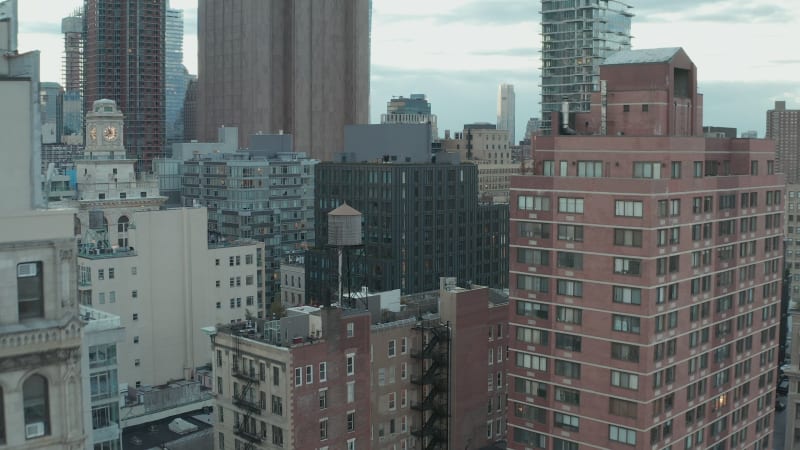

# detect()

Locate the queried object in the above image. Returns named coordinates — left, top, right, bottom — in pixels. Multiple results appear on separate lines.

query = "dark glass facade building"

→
left=307, top=162, right=509, bottom=305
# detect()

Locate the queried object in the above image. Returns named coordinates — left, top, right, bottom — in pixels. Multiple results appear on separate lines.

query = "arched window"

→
left=23, top=375, right=49, bottom=439
left=117, top=215, right=129, bottom=233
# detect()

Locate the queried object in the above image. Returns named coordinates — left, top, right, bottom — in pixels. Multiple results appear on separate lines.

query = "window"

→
left=614, top=257, right=641, bottom=275
left=272, top=426, right=284, bottom=446
left=132, top=290, right=138, bottom=298
left=670, top=161, right=681, bottom=178
left=347, top=438, right=356, bottom=450
left=388, top=392, right=396, bottom=410
left=401, top=337, right=408, bottom=354
left=295, top=368, right=302, bottom=386
left=613, top=315, right=640, bottom=333
left=615, top=200, right=643, bottom=217
left=514, top=377, right=547, bottom=398
left=347, top=411, right=355, bottom=432
left=346, top=354, right=355, bottom=375
left=556, top=306, right=582, bottom=324
left=132, top=313, right=138, bottom=321
left=555, top=360, right=581, bottom=379
left=23, top=375, right=49, bottom=439
left=516, top=326, right=548, bottom=345
left=347, top=381, right=355, bottom=403
left=610, top=398, right=638, bottom=418
left=17, top=262, right=44, bottom=319
left=518, top=195, right=550, bottom=211
left=346, top=322, right=354, bottom=337
left=514, top=428, right=547, bottom=448
left=517, top=275, right=549, bottom=293
left=577, top=161, right=602, bottom=177
left=614, top=229, right=642, bottom=247
left=388, top=340, right=396, bottom=357
left=558, top=197, right=584, bottom=214
left=613, top=286, right=641, bottom=305
left=623, top=104, right=630, bottom=112
left=556, top=280, right=583, bottom=297
left=610, top=425, right=637, bottom=445
left=555, top=387, right=580, bottom=405
left=555, top=333, right=582, bottom=352
left=306, top=365, right=313, bottom=384
left=271, top=395, right=283, bottom=415
left=517, top=248, right=549, bottom=265
left=319, top=389, right=328, bottom=409
left=553, top=438, right=578, bottom=450
left=319, top=418, right=328, bottom=440
left=554, top=412, right=580, bottom=431
left=516, top=352, right=547, bottom=371
left=633, top=162, right=661, bottom=179
left=556, top=252, right=583, bottom=269
left=516, top=301, right=548, bottom=319
left=557, top=224, right=584, bottom=241
left=611, top=343, right=639, bottom=362
left=519, top=222, right=550, bottom=239
left=319, top=362, right=327, bottom=382
left=611, top=370, right=639, bottom=390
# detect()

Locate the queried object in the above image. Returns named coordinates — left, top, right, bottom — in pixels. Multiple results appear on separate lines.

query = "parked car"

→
left=778, top=379, right=789, bottom=396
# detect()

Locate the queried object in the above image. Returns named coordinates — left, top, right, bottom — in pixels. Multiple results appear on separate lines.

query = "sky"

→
left=16, top=0, right=800, bottom=139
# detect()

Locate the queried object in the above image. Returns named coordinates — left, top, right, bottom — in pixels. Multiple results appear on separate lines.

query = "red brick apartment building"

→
left=210, top=278, right=508, bottom=450
left=507, top=48, right=784, bottom=450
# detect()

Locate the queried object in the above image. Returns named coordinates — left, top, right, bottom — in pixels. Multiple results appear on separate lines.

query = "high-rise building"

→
left=381, top=94, right=438, bottom=141
left=40, top=82, right=64, bottom=144
left=181, top=76, right=198, bottom=142
left=767, top=100, right=800, bottom=183
left=83, top=0, right=165, bottom=169
left=540, top=0, right=632, bottom=135
left=165, top=5, right=189, bottom=144
left=197, top=0, right=371, bottom=160
left=0, top=1, right=87, bottom=446
left=61, top=10, right=83, bottom=140
left=507, top=48, right=781, bottom=450
left=308, top=138, right=508, bottom=303
left=497, top=83, right=515, bottom=145
left=180, top=137, right=318, bottom=306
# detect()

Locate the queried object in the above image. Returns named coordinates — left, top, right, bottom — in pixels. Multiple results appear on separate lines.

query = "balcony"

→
left=234, top=426, right=263, bottom=443
left=233, top=397, right=261, bottom=415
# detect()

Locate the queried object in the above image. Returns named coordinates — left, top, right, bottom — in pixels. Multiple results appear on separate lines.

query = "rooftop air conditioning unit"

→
left=17, top=262, right=38, bottom=278
left=25, top=422, right=45, bottom=439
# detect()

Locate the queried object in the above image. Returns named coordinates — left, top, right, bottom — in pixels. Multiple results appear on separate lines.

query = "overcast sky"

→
left=17, top=0, right=800, bottom=138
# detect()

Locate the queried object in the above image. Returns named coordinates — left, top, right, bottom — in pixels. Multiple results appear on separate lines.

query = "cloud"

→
left=636, top=0, right=794, bottom=23
left=770, top=59, right=800, bottom=65
left=19, top=21, right=62, bottom=35
left=471, top=47, right=538, bottom=57
left=432, top=1, right=537, bottom=26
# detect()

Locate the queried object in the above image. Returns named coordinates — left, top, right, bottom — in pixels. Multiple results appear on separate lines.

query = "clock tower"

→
left=85, top=98, right=126, bottom=159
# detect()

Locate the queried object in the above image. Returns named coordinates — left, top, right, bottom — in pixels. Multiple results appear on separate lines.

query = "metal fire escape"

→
left=411, top=319, right=451, bottom=450
left=232, top=334, right=262, bottom=449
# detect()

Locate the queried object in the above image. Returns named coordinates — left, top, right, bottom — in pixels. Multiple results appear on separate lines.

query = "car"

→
left=778, top=379, right=790, bottom=396
left=776, top=400, right=786, bottom=411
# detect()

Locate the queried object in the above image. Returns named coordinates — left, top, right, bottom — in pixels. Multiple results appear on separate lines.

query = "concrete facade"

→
left=279, top=261, right=306, bottom=308
left=197, top=0, right=371, bottom=161
left=0, top=4, right=86, bottom=446
left=78, top=207, right=265, bottom=388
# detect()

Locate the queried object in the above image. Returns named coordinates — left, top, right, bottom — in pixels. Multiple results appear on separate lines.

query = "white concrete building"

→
left=79, top=306, right=123, bottom=450
left=78, top=207, right=265, bottom=388
left=279, top=257, right=306, bottom=307
left=0, top=1, right=87, bottom=447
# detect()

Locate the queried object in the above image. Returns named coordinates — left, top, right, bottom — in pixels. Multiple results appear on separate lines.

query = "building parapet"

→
left=80, top=305, right=122, bottom=332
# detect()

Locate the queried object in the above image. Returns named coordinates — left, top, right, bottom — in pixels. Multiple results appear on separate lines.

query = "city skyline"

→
left=15, top=0, right=800, bottom=139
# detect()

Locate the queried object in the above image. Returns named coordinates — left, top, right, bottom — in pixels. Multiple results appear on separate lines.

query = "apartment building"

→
left=507, top=47, right=782, bottom=450
left=0, top=2, right=86, bottom=446
left=210, top=278, right=508, bottom=450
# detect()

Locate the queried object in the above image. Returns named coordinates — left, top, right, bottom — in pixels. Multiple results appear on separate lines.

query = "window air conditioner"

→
left=25, top=422, right=45, bottom=438
left=17, top=262, right=38, bottom=278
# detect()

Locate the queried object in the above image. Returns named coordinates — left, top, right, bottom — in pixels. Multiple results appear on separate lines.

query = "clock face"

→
left=103, top=126, right=118, bottom=142
left=89, top=127, right=97, bottom=142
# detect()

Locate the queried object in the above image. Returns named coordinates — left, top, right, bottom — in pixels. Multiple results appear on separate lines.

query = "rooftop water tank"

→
left=327, top=203, right=362, bottom=247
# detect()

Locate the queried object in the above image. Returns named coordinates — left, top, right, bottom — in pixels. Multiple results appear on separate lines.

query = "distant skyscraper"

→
left=40, top=81, right=64, bottom=144
left=61, top=10, right=83, bottom=138
left=497, top=83, right=515, bottom=144
left=165, top=5, right=189, bottom=144
left=767, top=100, right=800, bottom=183
left=540, top=0, right=632, bottom=134
left=525, top=117, right=540, bottom=140
left=197, top=0, right=371, bottom=160
left=381, top=94, right=438, bottom=140
left=83, top=0, right=165, bottom=169
left=182, top=75, right=198, bottom=141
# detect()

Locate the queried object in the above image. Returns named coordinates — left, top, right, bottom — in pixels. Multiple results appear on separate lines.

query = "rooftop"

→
left=603, top=47, right=682, bottom=65
left=122, top=409, right=212, bottom=450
